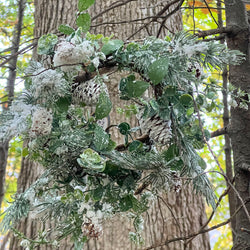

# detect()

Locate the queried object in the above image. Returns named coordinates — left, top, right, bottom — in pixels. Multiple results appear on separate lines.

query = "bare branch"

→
left=143, top=198, right=249, bottom=250
left=127, top=0, right=183, bottom=39
left=0, top=43, right=35, bottom=68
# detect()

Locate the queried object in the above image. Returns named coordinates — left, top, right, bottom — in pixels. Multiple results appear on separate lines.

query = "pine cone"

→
left=72, top=77, right=108, bottom=106
left=137, top=110, right=172, bottom=145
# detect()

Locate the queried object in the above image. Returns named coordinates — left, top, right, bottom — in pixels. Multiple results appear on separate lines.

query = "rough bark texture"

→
left=10, top=1, right=210, bottom=250
left=225, top=1, right=250, bottom=249
left=0, top=0, right=26, bottom=210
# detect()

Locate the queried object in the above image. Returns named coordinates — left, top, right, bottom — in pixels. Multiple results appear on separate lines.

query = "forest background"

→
left=0, top=0, right=249, bottom=249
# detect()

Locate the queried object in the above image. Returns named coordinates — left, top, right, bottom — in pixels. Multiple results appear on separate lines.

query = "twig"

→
left=192, top=0, right=195, bottom=35
left=0, top=43, right=35, bottom=68
left=127, top=0, right=183, bottom=40
left=241, top=228, right=250, bottom=234
left=157, top=195, right=182, bottom=234
left=185, top=177, right=235, bottom=245
left=203, top=0, right=219, bottom=27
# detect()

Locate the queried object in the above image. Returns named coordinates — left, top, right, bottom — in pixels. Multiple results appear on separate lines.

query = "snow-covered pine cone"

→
left=72, top=77, right=109, bottom=106
left=30, top=108, right=53, bottom=137
left=137, top=110, right=172, bottom=145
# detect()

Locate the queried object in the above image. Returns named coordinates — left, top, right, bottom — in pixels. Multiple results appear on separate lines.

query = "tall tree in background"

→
left=0, top=0, right=26, bottom=211
left=9, top=0, right=210, bottom=249
left=225, top=1, right=250, bottom=249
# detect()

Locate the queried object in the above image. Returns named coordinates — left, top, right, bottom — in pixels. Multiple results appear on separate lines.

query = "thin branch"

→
left=185, top=177, right=235, bottom=245
left=200, top=34, right=226, bottom=41
left=143, top=198, right=249, bottom=250
left=196, top=27, right=233, bottom=38
left=144, top=219, right=231, bottom=250
left=192, top=0, right=195, bottom=34
left=203, top=0, right=219, bottom=27
left=0, top=43, right=35, bottom=68
left=157, top=195, right=182, bottom=234
left=127, top=0, right=183, bottom=40
left=193, top=96, right=250, bottom=224
left=210, top=127, right=227, bottom=138
left=181, top=6, right=224, bottom=10
left=241, top=228, right=250, bottom=234
left=91, top=0, right=137, bottom=21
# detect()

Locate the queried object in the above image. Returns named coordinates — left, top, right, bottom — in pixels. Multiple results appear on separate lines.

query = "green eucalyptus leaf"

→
left=120, top=195, right=133, bottom=212
left=93, top=125, right=110, bottom=151
left=148, top=58, right=169, bottom=85
left=76, top=13, right=91, bottom=32
left=128, top=140, right=143, bottom=152
left=78, top=0, right=95, bottom=11
left=37, top=34, right=58, bottom=55
left=58, top=24, right=75, bottom=35
left=95, top=92, right=112, bottom=120
left=92, top=186, right=104, bottom=201
left=104, top=139, right=116, bottom=152
left=186, top=107, right=194, bottom=116
left=103, top=161, right=120, bottom=177
left=179, top=94, right=193, bottom=106
left=164, top=144, right=179, bottom=161
left=126, top=81, right=149, bottom=98
left=196, top=94, right=205, bottom=106
left=102, top=39, right=124, bottom=55
left=164, top=86, right=176, bottom=96
left=55, top=97, right=71, bottom=112
left=118, top=122, right=130, bottom=135
left=207, top=91, right=216, bottom=100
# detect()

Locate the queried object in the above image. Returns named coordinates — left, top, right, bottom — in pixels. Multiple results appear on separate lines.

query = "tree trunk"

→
left=225, top=1, right=250, bottom=249
left=10, top=1, right=210, bottom=249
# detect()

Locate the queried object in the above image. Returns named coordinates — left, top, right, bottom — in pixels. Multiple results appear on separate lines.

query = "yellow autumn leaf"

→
left=245, top=3, right=250, bottom=11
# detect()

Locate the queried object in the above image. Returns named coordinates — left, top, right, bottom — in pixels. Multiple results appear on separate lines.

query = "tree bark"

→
left=225, top=1, right=250, bottom=249
left=10, top=1, right=210, bottom=250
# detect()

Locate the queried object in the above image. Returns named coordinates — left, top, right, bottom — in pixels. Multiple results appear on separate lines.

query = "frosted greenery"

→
left=0, top=28, right=245, bottom=249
